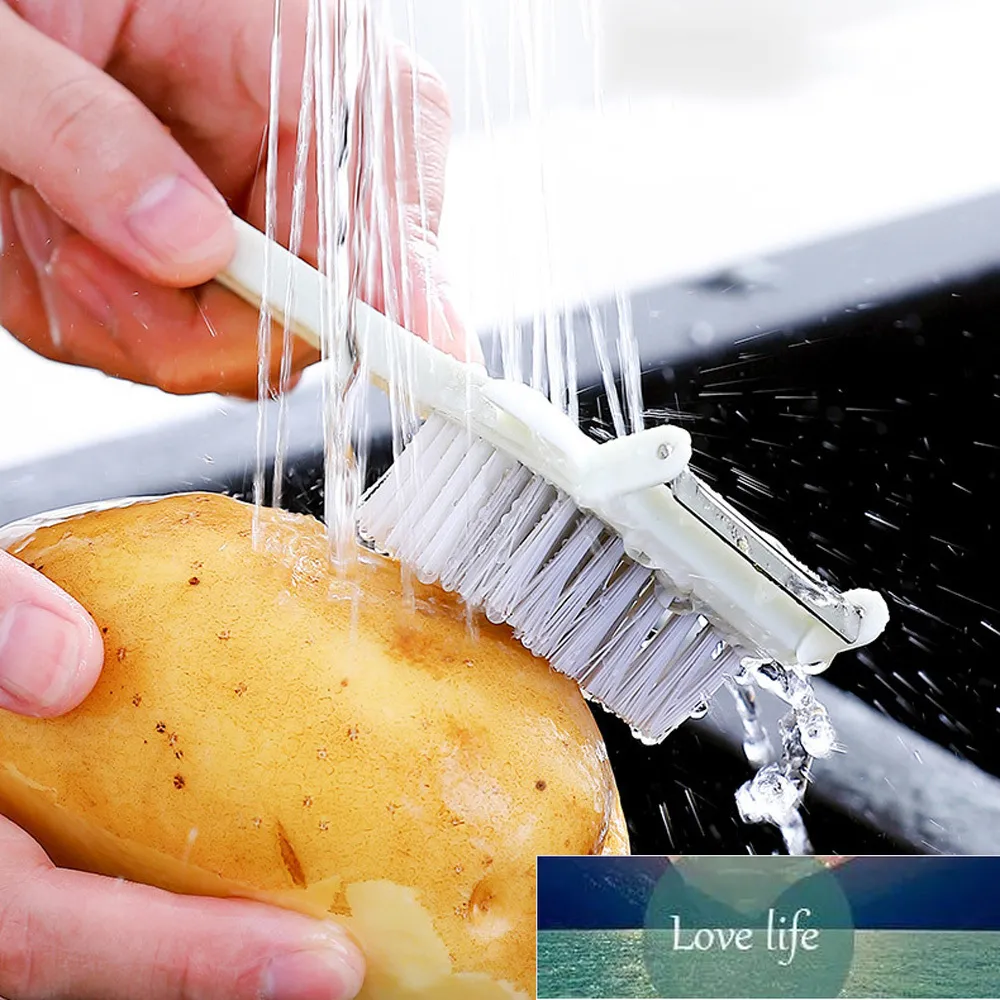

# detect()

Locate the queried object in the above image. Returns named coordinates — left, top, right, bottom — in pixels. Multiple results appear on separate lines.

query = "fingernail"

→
left=11, top=188, right=58, bottom=272
left=53, top=260, right=113, bottom=326
left=261, top=942, right=364, bottom=1000
left=0, top=604, right=81, bottom=714
left=126, top=175, right=233, bottom=269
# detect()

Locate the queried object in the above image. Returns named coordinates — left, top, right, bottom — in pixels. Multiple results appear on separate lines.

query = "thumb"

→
left=0, top=549, right=104, bottom=717
left=0, top=815, right=365, bottom=1000
left=0, top=6, right=234, bottom=287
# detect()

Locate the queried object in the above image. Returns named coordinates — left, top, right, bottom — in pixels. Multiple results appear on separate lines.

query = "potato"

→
left=0, top=493, right=628, bottom=999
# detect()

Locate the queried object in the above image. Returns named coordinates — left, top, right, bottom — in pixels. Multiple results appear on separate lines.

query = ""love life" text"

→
left=670, top=908, right=820, bottom=967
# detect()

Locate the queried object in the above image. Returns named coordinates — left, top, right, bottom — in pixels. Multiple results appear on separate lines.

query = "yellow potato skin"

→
left=0, top=493, right=628, bottom=999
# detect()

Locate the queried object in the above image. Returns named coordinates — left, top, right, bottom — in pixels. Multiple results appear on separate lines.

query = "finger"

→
left=0, top=6, right=234, bottom=287
left=3, top=180, right=137, bottom=376
left=95, top=0, right=313, bottom=149
left=0, top=550, right=103, bottom=718
left=0, top=172, right=67, bottom=364
left=0, top=815, right=364, bottom=1000
left=5, top=0, right=131, bottom=65
left=5, top=186, right=318, bottom=395
left=11, top=1, right=316, bottom=210
left=49, top=235, right=319, bottom=396
left=390, top=46, right=451, bottom=239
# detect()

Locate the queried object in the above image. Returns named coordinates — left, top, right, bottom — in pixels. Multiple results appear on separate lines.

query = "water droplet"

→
left=753, top=662, right=814, bottom=709
left=731, top=664, right=835, bottom=853
left=745, top=739, right=772, bottom=768
left=630, top=727, right=663, bottom=747
left=736, top=765, right=800, bottom=826
left=799, top=708, right=836, bottom=758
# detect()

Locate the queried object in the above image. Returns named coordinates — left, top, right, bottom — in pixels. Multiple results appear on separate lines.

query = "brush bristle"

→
left=358, top=414, right=743, bottom=742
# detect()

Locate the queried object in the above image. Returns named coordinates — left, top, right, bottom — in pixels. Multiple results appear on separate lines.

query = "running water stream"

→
left=254, top=0, right=833, bottom=855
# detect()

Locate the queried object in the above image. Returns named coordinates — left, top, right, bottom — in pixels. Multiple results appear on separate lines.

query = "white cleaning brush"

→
left=218, top=219, right=890, bottom=743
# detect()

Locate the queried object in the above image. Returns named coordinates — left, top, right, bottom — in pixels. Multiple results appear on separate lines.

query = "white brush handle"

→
left=216, top=218, right=691, bottom=494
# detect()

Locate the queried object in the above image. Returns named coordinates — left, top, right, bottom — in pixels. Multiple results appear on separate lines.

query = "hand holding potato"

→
left=0, top=541, right=371, bottom=1000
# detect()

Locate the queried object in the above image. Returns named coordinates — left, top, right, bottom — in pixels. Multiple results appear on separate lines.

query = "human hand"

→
left=0, top=547, right=366, bottom=1000
left=0, top=0, right=470, bottom=398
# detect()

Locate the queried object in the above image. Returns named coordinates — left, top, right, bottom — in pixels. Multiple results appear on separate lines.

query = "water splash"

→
left=321, top=1, right=366, bottom=570
left=726, top=666, right=773, bottom=767
left=731, top=660, right=839, bottom=854
left=272, top=2, right=319, bottom=510
left=252, top=0, right=287, bottom=545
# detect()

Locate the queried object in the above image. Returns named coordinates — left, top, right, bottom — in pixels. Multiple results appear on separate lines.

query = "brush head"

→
left=358, top=412, right=886, bottom=743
